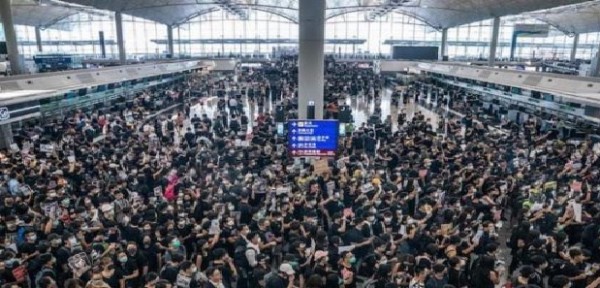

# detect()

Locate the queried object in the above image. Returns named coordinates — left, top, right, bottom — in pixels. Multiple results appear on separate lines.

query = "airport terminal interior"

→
left=2, top=1, right=600, bottom=288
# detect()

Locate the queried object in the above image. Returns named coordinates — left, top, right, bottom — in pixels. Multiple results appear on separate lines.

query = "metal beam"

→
left=366, top=0, right=410, bottom=22
left=215, top=0, right=248, bottom=20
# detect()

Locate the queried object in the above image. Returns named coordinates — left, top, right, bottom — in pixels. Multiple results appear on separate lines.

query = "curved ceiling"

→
left=4, top=0, right=597, bottom=31
left=0, top=0, right=78, bottom=29
left=529, top=1, right=600, bottom=34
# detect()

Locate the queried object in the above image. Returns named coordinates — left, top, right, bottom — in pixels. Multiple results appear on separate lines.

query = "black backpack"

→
left=234, top=245, right=257, bottom=274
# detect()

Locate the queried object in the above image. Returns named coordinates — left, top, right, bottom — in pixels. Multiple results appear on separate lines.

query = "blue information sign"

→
left=288, top=120, right=339, bottom=157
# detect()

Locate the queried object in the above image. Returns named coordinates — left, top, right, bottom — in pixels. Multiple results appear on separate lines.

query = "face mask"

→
left=69, top=238, right=78, bottom=246
left=119, top=256, right=128, bottom=263
left=374, top=200, right=382, bottom=206
left=191, top=266, right=198, bottom=273
left=369, top=208, right=376, bottom=214
left=228, top=204, right=235, bottom=211
left=172, top=239, right=181, bottom=248
left=227, top=220, right=235, bottom=226
left=384, top=218, right=392, bottom=224
left=28, top=235, right=37, bottom=242
left=349, top=256, right=357, bottom=265
left=367, top=216, right=375, bottom=222
left=51, top=239, right=61, bottom=246
left=62, top=199, right=70, bottom=207
left=6, top=223, right=16, bottom=231
left=127, top=248, right=137, bottom=255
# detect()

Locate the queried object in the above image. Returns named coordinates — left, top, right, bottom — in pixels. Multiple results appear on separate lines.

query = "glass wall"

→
left=11, top=12, right=165, bottom=60
left=176, top=10, right=297, bottom=57
left=4, top=7, right=600, bottom=61
left=326, top=11, right=440, bottom=57
left=447, top=16, right=599, bottom=61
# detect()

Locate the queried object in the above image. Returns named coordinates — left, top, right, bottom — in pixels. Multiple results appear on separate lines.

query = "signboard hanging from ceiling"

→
left=288, top=120, right=339, bottom=157
left=513, top=24, right=550, bottom=37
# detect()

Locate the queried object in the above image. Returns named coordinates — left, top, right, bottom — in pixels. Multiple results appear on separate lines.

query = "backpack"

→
left=234, top=245, right=257, bottom=275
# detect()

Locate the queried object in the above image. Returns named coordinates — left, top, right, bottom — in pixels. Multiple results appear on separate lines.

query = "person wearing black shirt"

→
left=100, top=257, right=124, bottom=288
left=209, top=248, right=237, bottom=288
left=265, top=263, right=295, bottom=288
left=160, top=253, right=183, bottom=284
left=560, top=249, right=587, bottom=288
left=447, top=257, right=468, bottom=288
left=125, top=242, right=147, bottom=287
left=238, top=192, right=255, bottom=225
left=115, top=251, right=139, bottom=288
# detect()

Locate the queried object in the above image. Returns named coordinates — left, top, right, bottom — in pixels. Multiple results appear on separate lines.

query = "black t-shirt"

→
left=102, top=268, right=124, bottom=288
left=561, top=262, right=586, bottom=288
left=239, top=202, right=254, bottom=225
left=55, top=247, right=71, bottom=275
left=265, top=274, right=287, bottom=288
left=117, top=258, right=139, bottom=288
left=160, top=263, right=179, bottom=283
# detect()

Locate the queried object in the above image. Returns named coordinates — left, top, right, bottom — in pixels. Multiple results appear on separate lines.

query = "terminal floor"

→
left=191, top=89, right=443, bottom=131
left=186, top=87, right=512, bottom=286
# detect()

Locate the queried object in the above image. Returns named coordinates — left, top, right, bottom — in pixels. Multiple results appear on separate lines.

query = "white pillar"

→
left=440, top=28, right=448, bottom=61
left=35, top=26, right=43, bottom=52
left=115, top=11, right=126, bottom=64
left=489, top=16, right=500, bottom=67
left=0, top=124, right=13, bottom=149
left=0, top=0, right=23, bottom=74
left=298, top=0, right=325, bottom=119
left=570, top=33, right=579, bottom=63
left=167, top=25, right=174, bottom=58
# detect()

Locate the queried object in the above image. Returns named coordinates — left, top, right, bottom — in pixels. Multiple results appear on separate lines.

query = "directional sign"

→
left=288, top=120, right=339, bottom=157
left=0, top=107, right=9, bottom=121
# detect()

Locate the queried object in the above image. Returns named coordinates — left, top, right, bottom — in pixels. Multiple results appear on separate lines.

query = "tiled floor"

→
left=188, top=86, right=444, bottom=131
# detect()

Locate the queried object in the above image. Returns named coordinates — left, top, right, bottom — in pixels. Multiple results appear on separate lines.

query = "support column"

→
left=114, top=11, right=126, bottom=64
left=570, top=33, right=579, bottom=63
left=440, top=28, right=448, bottom=61
left=489, top=16, right=500, bottom=67
left=590, top=42, right=600, bottom=77
left=167, top=24, right=174, bottom=58
left=298, top=0, right=325, bottom=119
left=34, top=26, right=43, bottom=52
left=0, top=0, right=23, bottom=74
left=0, top=124, right=13, bottom=150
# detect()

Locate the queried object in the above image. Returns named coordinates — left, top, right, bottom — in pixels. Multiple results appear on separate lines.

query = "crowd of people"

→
left=0, top=58, right=600, bottom=288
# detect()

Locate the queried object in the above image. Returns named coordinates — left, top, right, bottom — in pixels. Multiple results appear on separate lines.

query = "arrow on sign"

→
left=292, top=129, right=296, bottom=133
left=292, top=137, right=296, bottom=141
left=291, top=122, right=297, bottom=127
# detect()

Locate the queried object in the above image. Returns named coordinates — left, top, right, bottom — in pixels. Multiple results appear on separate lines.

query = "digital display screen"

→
left=287, top=120, right=339, bottom=157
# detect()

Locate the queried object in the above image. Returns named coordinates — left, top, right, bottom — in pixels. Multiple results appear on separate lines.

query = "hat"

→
left=315, top=250, right=328, bottom=261
left=279, top=263, right=295, bottom=276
